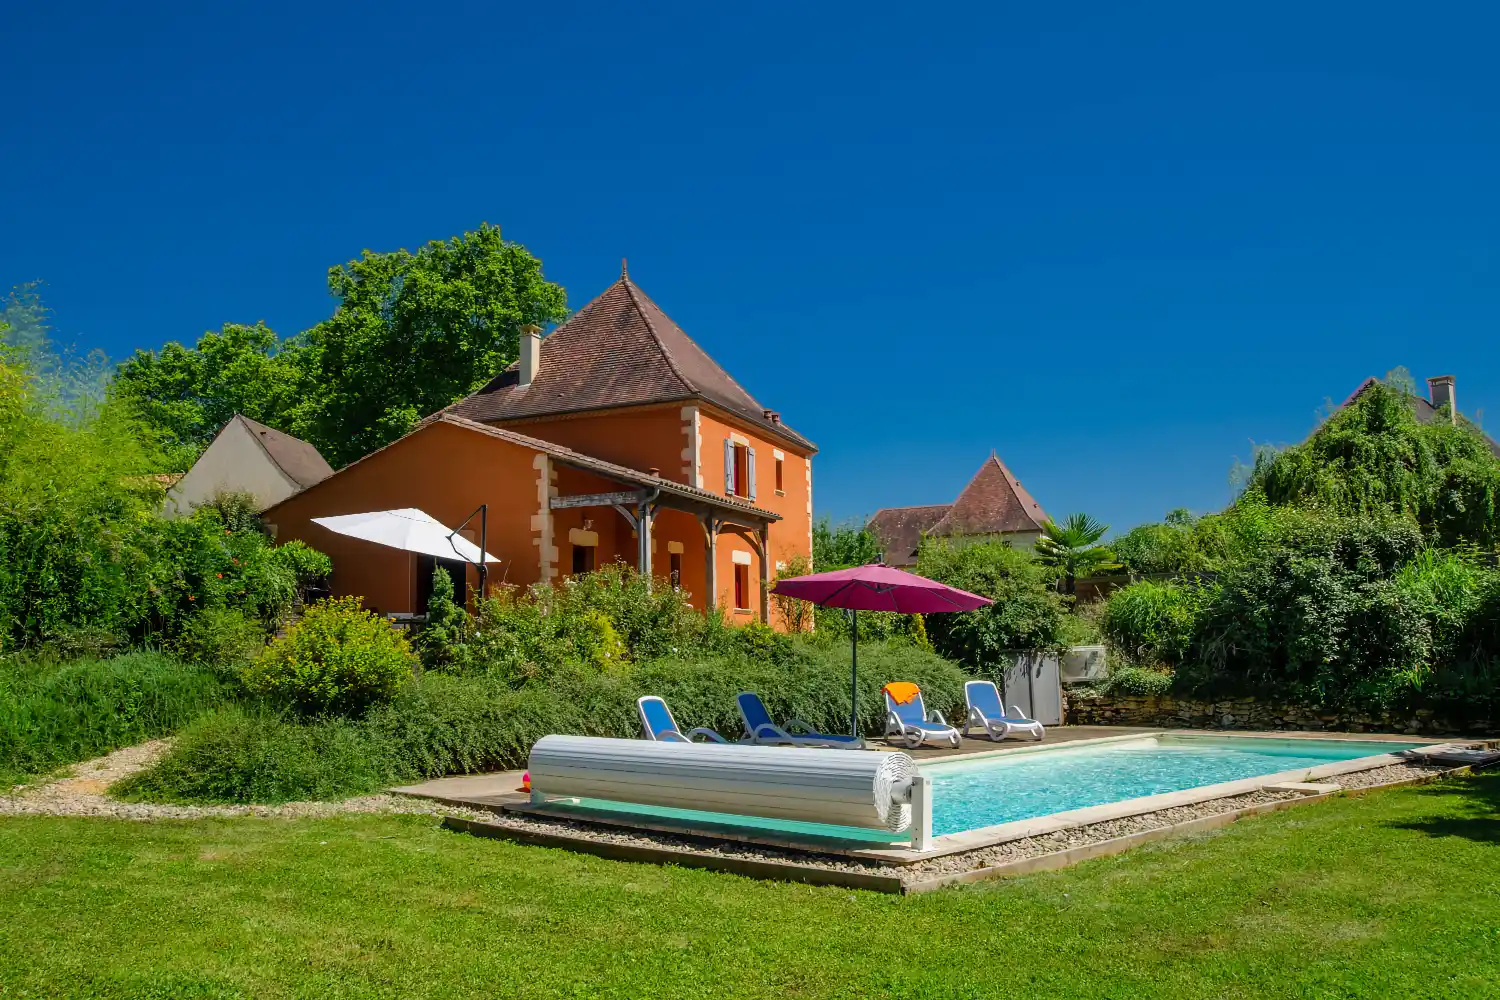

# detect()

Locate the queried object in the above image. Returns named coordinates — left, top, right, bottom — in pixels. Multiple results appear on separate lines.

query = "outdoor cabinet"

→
left=1002, top=653, right=1063, bottom=726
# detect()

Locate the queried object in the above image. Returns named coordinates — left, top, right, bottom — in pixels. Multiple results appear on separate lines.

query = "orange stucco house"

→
left=262, top=268, right=816, bottom=628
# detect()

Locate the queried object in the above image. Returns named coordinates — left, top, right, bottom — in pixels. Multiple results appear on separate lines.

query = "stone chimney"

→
left=1427, top=375, right=1456, bottom=424
left=519, top=324, right=542, bottom=387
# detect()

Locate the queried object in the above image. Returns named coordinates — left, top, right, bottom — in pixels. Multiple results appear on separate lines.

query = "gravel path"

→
left=0, top=741, right=494, bottom=823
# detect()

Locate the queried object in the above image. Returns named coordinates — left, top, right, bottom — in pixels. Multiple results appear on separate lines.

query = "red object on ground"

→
left=520, top=771, right=530, bottom=793
left=770, top=563, right=992, bottom=613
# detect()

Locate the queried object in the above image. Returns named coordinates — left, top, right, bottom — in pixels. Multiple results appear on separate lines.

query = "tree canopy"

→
left=112, top=322, right=298, bottom=466
left=113, top=224, right=569, bottom=469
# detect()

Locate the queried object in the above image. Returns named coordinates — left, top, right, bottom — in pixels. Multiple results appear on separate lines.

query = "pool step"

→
left=1264, top=781, right=1342, bottom=795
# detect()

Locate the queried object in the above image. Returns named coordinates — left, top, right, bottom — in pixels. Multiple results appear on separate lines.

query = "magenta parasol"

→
left=771, top=563, right=992, bottom=737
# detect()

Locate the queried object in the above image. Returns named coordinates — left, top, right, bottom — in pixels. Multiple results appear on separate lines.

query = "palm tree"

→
left=1035, top=513, right=1120, bottom=595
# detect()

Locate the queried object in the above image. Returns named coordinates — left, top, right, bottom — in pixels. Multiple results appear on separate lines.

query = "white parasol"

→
left=311, top=508, right=501, bottom=564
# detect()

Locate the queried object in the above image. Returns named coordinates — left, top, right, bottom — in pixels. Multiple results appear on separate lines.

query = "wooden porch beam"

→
left=550, top=490, right=646, bottom=510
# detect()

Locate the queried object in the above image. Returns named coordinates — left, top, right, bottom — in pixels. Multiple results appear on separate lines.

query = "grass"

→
left=1, top=772, right=1497, bottom=998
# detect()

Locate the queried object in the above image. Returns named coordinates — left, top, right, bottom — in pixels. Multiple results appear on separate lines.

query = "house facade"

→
left=165, top=413, right=333, bottom=518
left=867, top=452, right=1048, bottom=567
left=262, top=268, right=815, bottom=628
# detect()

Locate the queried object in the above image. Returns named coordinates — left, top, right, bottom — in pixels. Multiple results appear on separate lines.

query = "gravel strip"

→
left=1, top=742, right=495, bottom=823
left=1333, top=760, right=1453, bottom=789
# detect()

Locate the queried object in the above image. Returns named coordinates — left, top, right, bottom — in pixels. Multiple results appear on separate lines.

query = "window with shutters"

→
left=669, top=552, right=682, bottom=590
left=725, top=440, right=756, bottom=500
left=774, top=457, right=784, bottom=495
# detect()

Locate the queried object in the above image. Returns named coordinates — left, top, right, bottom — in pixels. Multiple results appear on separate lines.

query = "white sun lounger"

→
left=637, top=695, right=732, bottom=743
left=736, top=692, right=866, bottom=749
left=964, top=679, right=1046, bottom=741
left=883, top=683, right=961, bottom=749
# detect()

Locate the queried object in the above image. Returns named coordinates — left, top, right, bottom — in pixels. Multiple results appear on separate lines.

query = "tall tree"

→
left=112, top=223, right=569, bottom=469
left=289, top=224, right=568, bottom=465
left=812, top=517, right=884, bottom=570
left=114, top=321, right=300, bottom=466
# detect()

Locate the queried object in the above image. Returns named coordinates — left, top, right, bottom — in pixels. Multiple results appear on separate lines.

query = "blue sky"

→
left=4, top=2, right=1497, bottom=535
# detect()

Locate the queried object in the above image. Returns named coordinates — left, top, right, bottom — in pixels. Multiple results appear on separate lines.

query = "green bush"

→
left=114, top=705, right=387, bottom=804
left=127, top=638, right=968, bottom=803
left=417, top=566, right=467, bottom=672
left=268, top=538, right=333, bottom=585
left=1101, top=581, right=1204, bottom=666
left=0, top=651, right=229, bottom=785
left=1184, top=528, right=1433, bottom=710
left=460, top=565, right=730, bottom=680
left=915, top=538, right=1066, bottom=666
left=1099, top=665, right=1176, bottom=697
left=242, top=597, right=416, bottom=716
left=732, top=620, right=794, bottom=664
left=170, top=606, right=267, bottom=670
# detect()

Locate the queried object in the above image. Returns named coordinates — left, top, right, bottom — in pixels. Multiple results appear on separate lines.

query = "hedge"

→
left=120, top=639, right=967, bottom=804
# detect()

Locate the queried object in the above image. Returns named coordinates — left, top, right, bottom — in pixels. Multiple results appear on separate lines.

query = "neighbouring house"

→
left=262, top=266, right=815, bottom=628
left=867, top=452, right=1049, bottom=567
left=1339, top=374, right=1500, bottom=457
left=164, top=414, right=334, bottom=518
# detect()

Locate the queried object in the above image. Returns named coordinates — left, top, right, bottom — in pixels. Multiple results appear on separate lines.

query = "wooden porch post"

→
left=637, top=501, right=654, bottom=586
left=757, top=524, right=771, bottom=624
left=701, top=515, right=719, bottom=611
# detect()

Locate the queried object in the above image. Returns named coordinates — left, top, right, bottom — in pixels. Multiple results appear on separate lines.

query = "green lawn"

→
left=1, top=774, right=1497, bottom=999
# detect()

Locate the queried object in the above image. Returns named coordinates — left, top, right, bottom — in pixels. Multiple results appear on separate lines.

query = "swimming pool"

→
left=924, top=735, right=1422, bottom=835
left=527, top=734, right=1422, bottom=848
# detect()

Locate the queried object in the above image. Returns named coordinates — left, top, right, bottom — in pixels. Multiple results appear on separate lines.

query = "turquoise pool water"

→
left=925, top=735, right=1421, bottom=835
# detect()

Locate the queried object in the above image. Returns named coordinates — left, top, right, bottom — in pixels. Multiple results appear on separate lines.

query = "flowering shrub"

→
left=243, top=597, right=416, bottom=716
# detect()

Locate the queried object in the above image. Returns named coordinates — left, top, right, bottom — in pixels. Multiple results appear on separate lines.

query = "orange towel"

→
left=883, top=682, right=921, bottom=706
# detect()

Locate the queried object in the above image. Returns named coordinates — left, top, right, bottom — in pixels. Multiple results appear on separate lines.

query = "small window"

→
left=571, top=544, right=594, bottom=575
left=733, top=563, right=749, bottom=611
left=774, top=457, right=784, bottom=495
left=669, top=552, right=682, bottom=590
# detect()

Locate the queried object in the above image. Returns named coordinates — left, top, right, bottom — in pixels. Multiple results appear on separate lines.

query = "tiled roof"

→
left=1341, top=377, right=1500, bottom=459
left=235, top=414, right=334, bottom=489
left=263, top=413, right=778, bottom=525
left=930, top=453, right=1049, bottom=537
left=446, top=273, right=815, bottom=452
left=866, top=504, right=951, bottom=566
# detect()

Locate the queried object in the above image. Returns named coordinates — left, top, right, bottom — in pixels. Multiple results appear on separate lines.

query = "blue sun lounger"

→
left=636, top=695, right=732, bottom=743
left=882, top=683, right=961, bottom=749
left=735, top=692, right=866, bottom=749
left=963, top=679, right=1045, bottom=741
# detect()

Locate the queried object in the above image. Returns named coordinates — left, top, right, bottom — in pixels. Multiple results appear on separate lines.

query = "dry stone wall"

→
left=1064, top=686, right=1488, bottom=736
